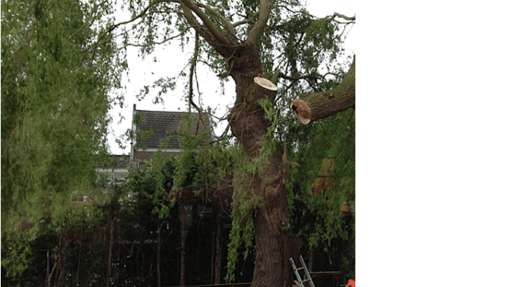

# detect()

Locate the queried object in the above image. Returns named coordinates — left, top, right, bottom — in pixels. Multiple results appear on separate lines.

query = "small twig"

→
left=188, top=32, right=201, bottom=113
left=106, top=0, right=165, bottom=34
left=187, top=31, right=205, bottom=135
left=277, top=72, right=321, bottom=82
left=126, top=31, right=187, bottom=47
left=332, top=12, right=356, bottom=22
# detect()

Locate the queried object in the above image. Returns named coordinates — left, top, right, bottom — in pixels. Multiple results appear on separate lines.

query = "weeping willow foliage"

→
left=1, top=0, right=123, bottom=219
left=1, top=0, right=125, bottom=277
left=2, top=0, right=354, bottom=281
left=111, top=0, right=355, bottom=281
left=287, top=111, right=355, bottom=246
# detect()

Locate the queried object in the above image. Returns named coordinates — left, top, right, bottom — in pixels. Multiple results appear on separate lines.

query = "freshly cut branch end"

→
left=291, top=99, right=312, bottom=125
left=254, top=76, right=277, bottom=97
left=291, top=60, right=355, bottom=125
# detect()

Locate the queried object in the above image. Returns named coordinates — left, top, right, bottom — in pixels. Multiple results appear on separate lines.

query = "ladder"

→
left=289, top=255, right=315, bottom=287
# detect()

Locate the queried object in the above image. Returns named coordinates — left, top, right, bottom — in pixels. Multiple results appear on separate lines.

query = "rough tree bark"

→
left=179, top=1, right=299, bottom=284
left=110, top=1, right=353, bottom=284
left=167, top=2, right=295, bottom=285
left=227, top=46, right=300, bottom=287
left=291, top=61, right=355, bottom=125
left=166, top=1, right=302, bottom=286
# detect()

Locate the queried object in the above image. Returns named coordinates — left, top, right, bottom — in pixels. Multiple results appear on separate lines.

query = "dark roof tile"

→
left=134, top=109, right=210, bottom=150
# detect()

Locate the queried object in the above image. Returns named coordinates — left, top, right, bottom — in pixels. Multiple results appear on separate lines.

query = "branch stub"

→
left=254, top=76, right=277, bottom=98
left=291, top=99, right=312, bottom=125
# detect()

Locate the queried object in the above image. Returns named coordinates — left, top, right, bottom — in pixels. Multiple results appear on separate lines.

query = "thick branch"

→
left=291, top=61, right=355, bottom=125
left=179, top=4, right=217, bottom=47
left=246, top=0, right=272, bottom=45
left=195, top=2, right=236, bottom=38
left=233, top=18, right=254, bottom=27
left=179, top=4, right=234, bottom=58
left=180, top=0, right=234, bottom=45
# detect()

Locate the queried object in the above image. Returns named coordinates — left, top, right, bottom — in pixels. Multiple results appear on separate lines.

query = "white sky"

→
left=107, top=0, right=356, bottom=155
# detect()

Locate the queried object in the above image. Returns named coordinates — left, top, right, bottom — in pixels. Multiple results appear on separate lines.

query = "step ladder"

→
left=289, top=255, right=315, bottom=287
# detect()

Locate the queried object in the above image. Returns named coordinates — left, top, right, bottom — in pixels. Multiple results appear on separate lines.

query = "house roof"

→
left=133, top=108, right=211, bottom=150
left=96, top=154, right=130, bottom=169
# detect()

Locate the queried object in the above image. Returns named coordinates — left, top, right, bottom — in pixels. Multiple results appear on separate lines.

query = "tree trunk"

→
left=291, top=61, right=355, bottom=125
left=179, top=204, right=193, bottom=286
left=213, top=214, right=223, bottom=284
left=228, top=47, right=299, bottom=287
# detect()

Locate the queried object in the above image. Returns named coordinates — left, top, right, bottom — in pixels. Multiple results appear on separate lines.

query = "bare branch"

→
left=246, top=0, right=273, bottom=46
left=233, top=19, right=254, bottom=27
left=209, top=122, right=232, bottom=144
left=332, top=12, right=356, bottom=22
left=188, top=32, right=202, bottom=114
left=180, top=0, right=234, bottom=45
left=179, top=4, right=216, bottom=47
left=195, top=2, right=237, bottom=38
left=87, top=1, right=165, bottom=63
left=126, top=31, right=187, bottom=47
left=187, top=31, right=206, bottom=135
left=278, top=72, right=321, bottom=82
left=106, top=0, right=165, bottom=34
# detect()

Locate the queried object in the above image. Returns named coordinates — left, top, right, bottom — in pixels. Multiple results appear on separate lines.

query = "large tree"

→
left=108, top=1, right=355, bottom=286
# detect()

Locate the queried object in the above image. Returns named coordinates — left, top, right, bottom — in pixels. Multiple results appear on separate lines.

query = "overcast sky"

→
left=107, top=0, right=356, bottom=155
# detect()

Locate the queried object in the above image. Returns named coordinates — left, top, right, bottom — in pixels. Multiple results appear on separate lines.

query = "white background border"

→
left=357, top=0, right=510, bottom=286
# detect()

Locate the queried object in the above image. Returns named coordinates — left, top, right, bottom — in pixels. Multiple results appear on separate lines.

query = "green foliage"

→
left=1, top=200, right=106, bottom=283
left=2, top=0, right=355, bottom=281
left=126, top=156, right=176, bottom=220
left=225, top=99, right=281, bottom=281
left=1, top=233, right=35, bottom=279
left=287, top=110, right=355, bottom=248
left=172, top=114, right=234, bottom=195
left=225, top=146, right=261, bottom=282
left=1, top=0, right=124, bottom=278
left=1, top=0, right=123, bottom=223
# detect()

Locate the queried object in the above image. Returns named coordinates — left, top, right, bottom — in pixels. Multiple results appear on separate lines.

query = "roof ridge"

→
left=135, top=109, right=201, bottom=115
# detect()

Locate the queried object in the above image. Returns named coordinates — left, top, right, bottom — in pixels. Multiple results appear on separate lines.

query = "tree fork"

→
left=291, top=60, right=355, bottom=124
